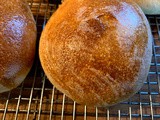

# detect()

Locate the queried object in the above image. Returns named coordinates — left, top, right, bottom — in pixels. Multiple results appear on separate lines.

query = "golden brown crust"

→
left=0, top=0, right=37, bottom=92
left=39, top=0, right=152, bottom=107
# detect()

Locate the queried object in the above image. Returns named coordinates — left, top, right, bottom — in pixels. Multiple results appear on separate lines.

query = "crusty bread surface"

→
left=0, top=0, right=37, bottom=93
left=39, top=0, right=152, bottom=107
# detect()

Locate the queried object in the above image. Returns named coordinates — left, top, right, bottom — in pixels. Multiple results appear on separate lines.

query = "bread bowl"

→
left=0, top=0, right=37, bottom=93
left=39, top=0, right=152, bottom=107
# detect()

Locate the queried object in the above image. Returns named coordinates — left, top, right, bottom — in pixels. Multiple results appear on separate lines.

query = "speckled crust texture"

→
left=127, top=0, right=160, bottom=14
left=0, top=0, right=37, bottom=93
left=39, top=0, right=152, bottom=107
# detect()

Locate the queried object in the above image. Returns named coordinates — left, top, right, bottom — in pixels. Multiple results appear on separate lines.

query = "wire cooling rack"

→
left=0, top=0, right=160, bottom=119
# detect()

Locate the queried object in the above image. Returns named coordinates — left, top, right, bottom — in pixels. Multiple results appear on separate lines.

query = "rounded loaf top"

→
left=0, top=0, right=37, bottom=93
left=39, top=0, right=152, bottom=107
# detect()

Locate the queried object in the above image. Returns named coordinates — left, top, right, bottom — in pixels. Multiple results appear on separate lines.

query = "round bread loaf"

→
left=39, top=0, right=152, bottom=107
left=131, top=0, right=160, bottom=14
left=0, top=0, right=37, bottom=93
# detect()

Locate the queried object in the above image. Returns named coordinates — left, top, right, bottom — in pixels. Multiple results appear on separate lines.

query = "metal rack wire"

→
left=0, top=0, right=160, bottom=119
